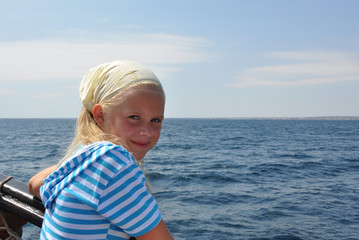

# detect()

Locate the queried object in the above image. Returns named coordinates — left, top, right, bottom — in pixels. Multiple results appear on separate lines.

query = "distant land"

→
left=222, top=116, right=359, bottom=120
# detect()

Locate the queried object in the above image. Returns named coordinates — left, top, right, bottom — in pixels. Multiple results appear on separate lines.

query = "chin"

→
left=137, top=155, right=146, bottom=161
left=133, top=152, right=146, bottom=161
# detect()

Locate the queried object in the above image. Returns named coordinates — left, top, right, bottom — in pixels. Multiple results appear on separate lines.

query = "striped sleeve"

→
left=97, top=161, right=162, bottom=237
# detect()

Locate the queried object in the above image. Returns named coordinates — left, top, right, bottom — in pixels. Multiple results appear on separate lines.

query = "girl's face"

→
left=102, top=86, right=165, bottom=160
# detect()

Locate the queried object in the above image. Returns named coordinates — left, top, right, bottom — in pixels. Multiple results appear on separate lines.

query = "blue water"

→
left=0, top=119, right=358, bottom=240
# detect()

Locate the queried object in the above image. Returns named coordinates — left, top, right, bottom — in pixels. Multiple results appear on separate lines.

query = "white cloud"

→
left=117, top=24, right=142, bottom=29
left=0, top=33, right=209, bottom=82
left=99, top=18, right=109, bottom=23
left=0, top=88, right=15, bottom=95
left=32, top=93, right=64, bottom=99
left=234, top=51, right=359, bottom=87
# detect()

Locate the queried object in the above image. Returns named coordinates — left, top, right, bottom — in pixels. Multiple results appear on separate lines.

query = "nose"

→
left=138, top=122, right=153, bottom=137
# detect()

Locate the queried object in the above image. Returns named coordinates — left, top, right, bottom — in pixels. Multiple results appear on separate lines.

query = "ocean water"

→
left=0, top=118, right=358, bottom=240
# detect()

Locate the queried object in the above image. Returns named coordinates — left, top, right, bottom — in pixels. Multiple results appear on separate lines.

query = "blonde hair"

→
left=79, top=60, right=162, bottom=112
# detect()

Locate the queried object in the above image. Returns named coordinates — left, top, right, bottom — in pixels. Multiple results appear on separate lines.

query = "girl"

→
left=28, top=60, right=174, bottom=240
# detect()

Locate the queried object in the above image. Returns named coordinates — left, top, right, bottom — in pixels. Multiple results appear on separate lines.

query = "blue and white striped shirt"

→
left=40, top=141, right=162, bottom=240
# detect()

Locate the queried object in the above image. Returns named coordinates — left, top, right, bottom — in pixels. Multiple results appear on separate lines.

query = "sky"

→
left=1, top=0, right=359, bottom=118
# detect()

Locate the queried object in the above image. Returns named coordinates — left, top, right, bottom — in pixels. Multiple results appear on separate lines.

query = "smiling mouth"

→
left=132, top=141, right=148, bottom=149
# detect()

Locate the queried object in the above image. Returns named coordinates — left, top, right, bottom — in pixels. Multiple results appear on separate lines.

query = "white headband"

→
left=79, top=60, right=161, bottom=112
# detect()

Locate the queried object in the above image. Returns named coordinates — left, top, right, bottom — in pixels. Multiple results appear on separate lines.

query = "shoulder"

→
left=74, top=141, right=136, bottom=168
left=72, top=141, right=140, bottom=184
left=48, top=142, right=139, bottom=209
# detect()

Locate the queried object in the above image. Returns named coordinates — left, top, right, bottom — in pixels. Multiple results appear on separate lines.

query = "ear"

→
left=93, top=104, right=105, bottom=129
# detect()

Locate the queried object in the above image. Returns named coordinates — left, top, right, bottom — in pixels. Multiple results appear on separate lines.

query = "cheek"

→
left=107, top=119, right=132, bottom=137
left=152, top=126, right=162, bottom=141
left=119, top=124, right=136, bottom=137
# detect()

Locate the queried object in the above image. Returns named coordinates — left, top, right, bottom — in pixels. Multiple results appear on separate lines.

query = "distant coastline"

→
left=218, top=116, right=359, bottom=120
left=207, top=116, right=359, bottom=120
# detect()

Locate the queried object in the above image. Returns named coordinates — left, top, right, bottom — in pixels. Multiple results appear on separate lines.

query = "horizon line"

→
left=1, top=116, right=359, bottom=120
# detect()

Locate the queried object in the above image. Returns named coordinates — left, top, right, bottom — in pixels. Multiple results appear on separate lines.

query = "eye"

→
left=129, top=115, right=140, bottom=120
left=151, top=118, right=162, bottom=123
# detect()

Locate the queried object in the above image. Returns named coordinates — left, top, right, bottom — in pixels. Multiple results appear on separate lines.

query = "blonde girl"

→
left=28, top=60, right=174, bottom=240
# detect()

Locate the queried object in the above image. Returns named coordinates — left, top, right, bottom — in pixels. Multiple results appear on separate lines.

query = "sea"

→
left=0, top=118, right=358, bottom=240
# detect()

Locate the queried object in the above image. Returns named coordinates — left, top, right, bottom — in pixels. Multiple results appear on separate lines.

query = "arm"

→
left=28, top=165, right=58, bottom=198
left=136, top=220, right=174, bottom=240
